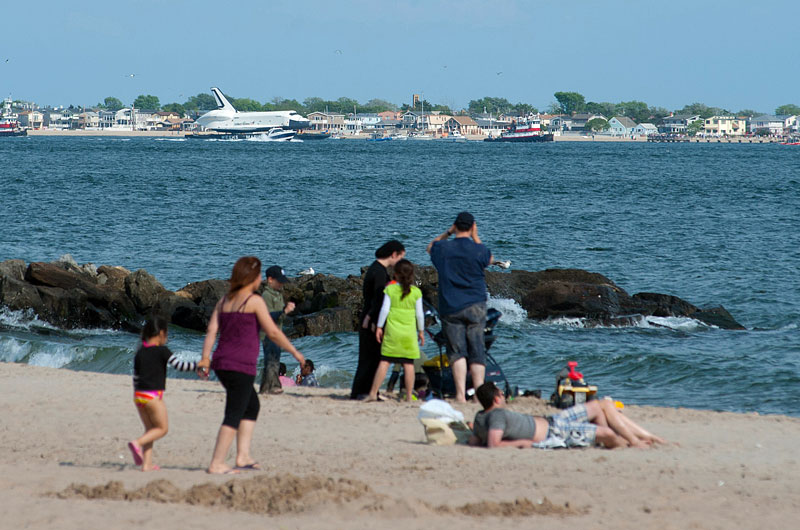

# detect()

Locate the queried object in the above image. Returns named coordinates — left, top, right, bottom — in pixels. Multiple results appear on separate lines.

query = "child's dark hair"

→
left=141, top=315, right=169, bottom=341
left=375, top=240, right=405, bottom=259
left=393, top=259, right=415, bottom=299
left=305, top=359, right=315, bottom=371
left=279, top=362, right=287, bottom=376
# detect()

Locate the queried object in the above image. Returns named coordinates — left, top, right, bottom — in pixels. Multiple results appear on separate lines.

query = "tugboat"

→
left=484, top=115, right=553, bottom=142
left=0, top=117, right=26, bottom=137
left=0, top=97, right=26, bottom=137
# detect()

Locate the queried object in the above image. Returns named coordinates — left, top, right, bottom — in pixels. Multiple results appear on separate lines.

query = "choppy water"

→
left=1, top=137, right=798, bottom=415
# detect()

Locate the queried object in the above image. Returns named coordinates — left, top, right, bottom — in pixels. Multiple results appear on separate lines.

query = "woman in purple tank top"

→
left=200, top=256, right=305, bottom=475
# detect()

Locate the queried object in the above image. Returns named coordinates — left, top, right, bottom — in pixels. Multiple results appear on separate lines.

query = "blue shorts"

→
left=536, top=404, right=597, bottom=449
left=442, top=302, right=486, bottom=366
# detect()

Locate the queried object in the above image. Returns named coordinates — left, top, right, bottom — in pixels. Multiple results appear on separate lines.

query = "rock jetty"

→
left=0, top=256, right=744, bottom=336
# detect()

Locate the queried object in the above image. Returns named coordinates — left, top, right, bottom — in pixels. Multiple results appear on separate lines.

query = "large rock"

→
left=289, top=307, right=353, bottom=337
left=631, top=292, right=699, bottom=317
left=283, top=273, right=364, bottom=331
left=171, top=279, right=229, bottom=331
left=0, top=275, right=44, bottom=313
left=96, top=265, right=131, bottom=290
left=175, top=279, right=228, bottom=307
left=25, top=262, right=138, bottom=329
left=0, top=259, right=27, bottom=282
left=691, top=306, right=746, bottom=330
left=125, top=269, right=168, bottom=314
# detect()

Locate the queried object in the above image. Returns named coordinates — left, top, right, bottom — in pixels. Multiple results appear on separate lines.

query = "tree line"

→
left=92, top=91, right=800, bottom=122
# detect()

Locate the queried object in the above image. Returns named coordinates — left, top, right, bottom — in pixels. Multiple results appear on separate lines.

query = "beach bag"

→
left=418, top=399, right=471, bottom=445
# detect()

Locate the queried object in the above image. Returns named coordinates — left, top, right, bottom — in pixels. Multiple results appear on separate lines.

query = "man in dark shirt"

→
left=469, top=382, right=665, bottom=449
left=427, top=212, right=492, bottom=403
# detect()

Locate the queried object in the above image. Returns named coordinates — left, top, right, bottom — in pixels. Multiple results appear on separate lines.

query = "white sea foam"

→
left=0, top=336, right=32, bottom=362
left=28, top=343, right=102, bottom=368
left=538, top=314, right=710, bottom=331
left=487, top=296, right=528, bottom=325
left=154, top=138, right=186, bottom=142
left=640, top=316, right=712, bottom=331
left=0, top=308, right=57, bottom=331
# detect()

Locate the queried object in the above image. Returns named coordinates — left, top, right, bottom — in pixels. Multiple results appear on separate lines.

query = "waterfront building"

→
left=474, top=118, right=507, bottom=137
left=373, top=118, right=402, bottom=130
left=17, top=110, right=44, bottom=129
left=444, top=115, right=479, bottom=136
left=703, top=116, right=746, bottom=136
left=77, top=111, right=100, bottom=129
left=307, top=111, right=346, bottom=133
left=550, top=113, right=605, bottom=132
left=633, top=123, right=658, bottom=136
left=420, top=111, right=451, bottom=133
left=749, top=115, right=784, bottom=135
left=658, top=114, right=701, bottom=134
left=608, top=116, right=637, bottom=136
left=378, top=110, right=402, bottom=121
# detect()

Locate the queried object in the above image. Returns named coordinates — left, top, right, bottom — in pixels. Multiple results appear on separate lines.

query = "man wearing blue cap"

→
left=259, top=265, right=295, bottom=394
left=427, top=212, right=493, bottom=403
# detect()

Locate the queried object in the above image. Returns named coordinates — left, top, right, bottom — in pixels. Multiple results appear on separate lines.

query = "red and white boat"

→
left=484, top=115, right=553, bottom=142
left=0, top=117, right=25, bottom=137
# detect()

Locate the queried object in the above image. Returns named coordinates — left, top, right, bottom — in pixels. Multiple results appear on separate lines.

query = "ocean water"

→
left=1, top=137, right=798, bottom=415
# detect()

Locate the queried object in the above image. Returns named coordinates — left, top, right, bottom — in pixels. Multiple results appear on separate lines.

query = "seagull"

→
left=124, top=73, right=136, bottom=78
left=492, top=259, right=511, bottom=269
left=496, top=71, right=503, bottom=76
left=334, top=49, right=343, bottom=55
left=299, top=267, right=315, bottom=276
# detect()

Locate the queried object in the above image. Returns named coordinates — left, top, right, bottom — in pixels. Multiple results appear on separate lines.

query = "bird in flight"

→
left=496, top=71, right=503, bottom=76
left=124, top=73, right=136, bottom=78
left=334, top=49, right=343, bottom=55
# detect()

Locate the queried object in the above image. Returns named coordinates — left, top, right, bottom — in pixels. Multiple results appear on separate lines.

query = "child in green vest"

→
left=366, top=259, right=425, bottom=402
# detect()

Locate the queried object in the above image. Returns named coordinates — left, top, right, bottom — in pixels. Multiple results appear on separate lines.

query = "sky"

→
left=2, top=0, right=799, bottom=113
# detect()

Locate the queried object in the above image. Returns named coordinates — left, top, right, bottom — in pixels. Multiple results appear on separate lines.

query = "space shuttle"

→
left=194, top=87, right=310, bottom=132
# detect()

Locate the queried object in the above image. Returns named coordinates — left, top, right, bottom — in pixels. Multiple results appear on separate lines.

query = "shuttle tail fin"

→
left=210, top=87, right=236, bottom=112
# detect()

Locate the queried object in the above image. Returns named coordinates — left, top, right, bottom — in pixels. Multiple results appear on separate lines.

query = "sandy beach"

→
left=2, top=362, right=798, bottom=529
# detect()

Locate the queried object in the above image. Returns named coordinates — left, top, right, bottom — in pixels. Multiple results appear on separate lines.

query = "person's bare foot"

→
left=207, top=466, right=240, bottom=475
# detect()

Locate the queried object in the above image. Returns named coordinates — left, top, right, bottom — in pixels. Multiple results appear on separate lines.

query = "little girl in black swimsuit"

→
left=128, top=316, right=208, bottom=471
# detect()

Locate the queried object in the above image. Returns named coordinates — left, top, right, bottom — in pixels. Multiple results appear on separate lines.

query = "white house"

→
left=749, top=115, right=784, bottom=135
left=633, top=123, right=658, bottom=136
left=608, top=116, right=637, bottom=136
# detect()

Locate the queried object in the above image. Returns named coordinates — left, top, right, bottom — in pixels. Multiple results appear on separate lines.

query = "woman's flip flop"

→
left=128, top=441, right=143, bottom=466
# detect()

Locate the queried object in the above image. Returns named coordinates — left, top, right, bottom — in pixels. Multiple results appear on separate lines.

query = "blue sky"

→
left=2, top=0, right=798, bottom=113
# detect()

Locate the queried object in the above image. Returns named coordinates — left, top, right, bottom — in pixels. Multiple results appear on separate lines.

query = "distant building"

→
left=17, top=110, right=44, bottom=129
left=78, top=111, right=100, bottom=129
left=748, top=115, right=784, bottom=135
left=307, top=111, right=346, bottom=133
left=373, top=118, right=402, bottom=129
left=608, top=116, right=637, bottom=136
left=100, top=108, right=134, bottom=129
left=658, top=114, right=701, bottom=134
left=703, top=116, right=746, bottom=136
left=420, top=112, right=451, bottom=133
left=550, top=113, right=605, bottom=131
left=474, top=118, right=507, bottom=137
left=378, top=110, right=402, bottom=121
left=444, top=115, right=479, bottom=136
left=633, top=123, right=658, bottom=136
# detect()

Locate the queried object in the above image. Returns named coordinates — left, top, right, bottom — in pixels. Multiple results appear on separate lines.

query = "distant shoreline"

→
left=18, top=129, right=789, bottom=143
left=25, top=129, right=186, bottom=137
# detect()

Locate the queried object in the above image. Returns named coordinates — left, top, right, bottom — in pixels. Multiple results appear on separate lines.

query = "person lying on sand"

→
left=468, top=382, right=665, bottom=449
